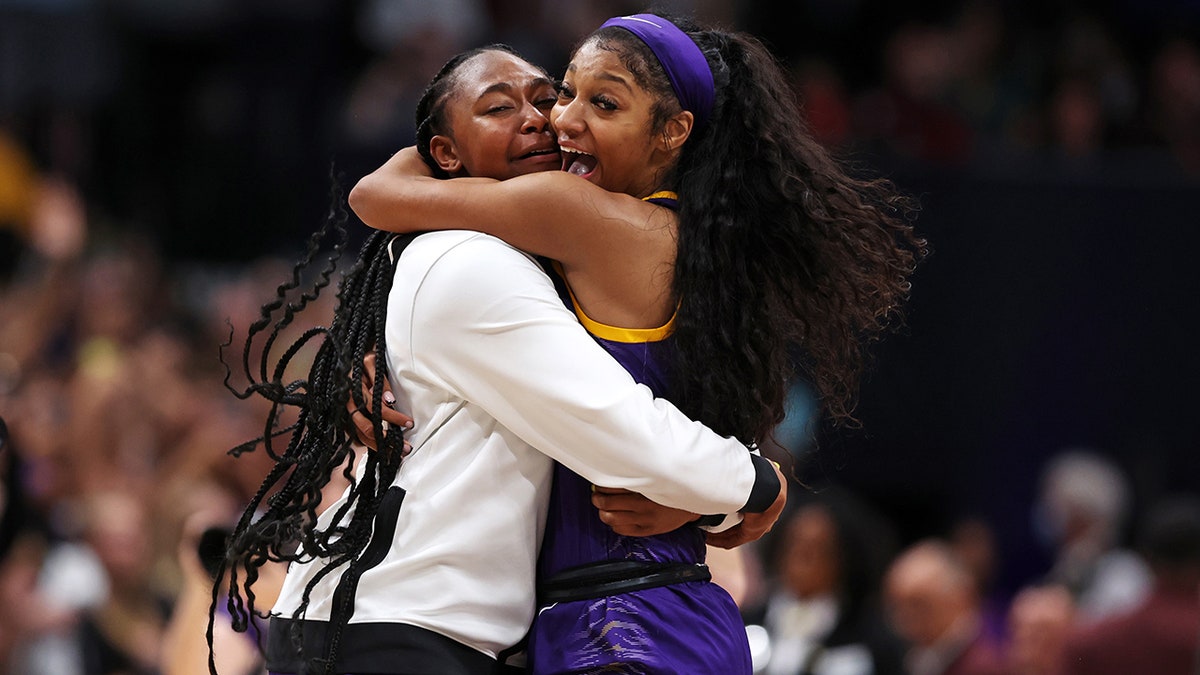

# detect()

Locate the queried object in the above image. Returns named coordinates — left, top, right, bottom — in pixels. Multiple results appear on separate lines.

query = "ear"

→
left=429, top=135, right=464, bottom=175
left=659, top=110, right=695, bottom=152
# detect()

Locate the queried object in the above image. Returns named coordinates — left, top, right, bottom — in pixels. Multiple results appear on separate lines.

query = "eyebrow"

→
left=561, top=65, right=633, bottom=92
left=595, top=72, right=633, bottom=91
left=478, top=76, right=556, bottom=98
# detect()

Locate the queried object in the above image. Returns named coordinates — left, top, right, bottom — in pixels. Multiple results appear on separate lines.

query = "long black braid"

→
left=212, top=172, right=409, bottom=674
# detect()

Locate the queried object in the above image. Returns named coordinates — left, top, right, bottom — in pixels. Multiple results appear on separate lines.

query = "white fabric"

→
left=272, top=232, right=760, bottom=657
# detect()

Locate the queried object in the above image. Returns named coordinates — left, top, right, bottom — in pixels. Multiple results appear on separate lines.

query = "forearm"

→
left=348, top=147, right=434, bottom=233
left=402, top=235, right=781, bottom=515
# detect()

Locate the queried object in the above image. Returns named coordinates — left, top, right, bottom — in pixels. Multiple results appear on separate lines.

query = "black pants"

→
left=266, top=619, right=519, bottom=675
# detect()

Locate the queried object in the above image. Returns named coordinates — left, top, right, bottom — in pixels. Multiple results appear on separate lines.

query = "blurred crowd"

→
left=729, top=451, right=1200, bottom=675
left=1, top=0, right=1199, bottom=673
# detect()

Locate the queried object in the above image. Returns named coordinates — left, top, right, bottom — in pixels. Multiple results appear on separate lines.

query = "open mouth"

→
left=561, top=147, right=597, bottom=177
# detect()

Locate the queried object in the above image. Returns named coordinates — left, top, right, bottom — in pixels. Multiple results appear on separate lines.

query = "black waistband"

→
left=538, top=560, right=711, bottom=605
left=265, top=618, right=504, bottom=674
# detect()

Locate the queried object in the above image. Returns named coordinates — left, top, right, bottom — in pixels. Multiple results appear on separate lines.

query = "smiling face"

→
left=551, top=40, right=683, bottom=198
left=430, top=50, right=561, bottom=180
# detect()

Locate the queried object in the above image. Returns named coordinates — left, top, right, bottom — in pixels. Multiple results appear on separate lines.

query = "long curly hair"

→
left=586, top=16, right=927, bottom=444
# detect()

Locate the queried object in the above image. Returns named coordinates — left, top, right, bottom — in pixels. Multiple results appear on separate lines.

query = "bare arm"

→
left=348, top=147, right=673, bottom=275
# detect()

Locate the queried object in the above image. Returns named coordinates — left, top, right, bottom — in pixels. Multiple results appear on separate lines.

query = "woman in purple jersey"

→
left=352, top=11, right=926, bottom=673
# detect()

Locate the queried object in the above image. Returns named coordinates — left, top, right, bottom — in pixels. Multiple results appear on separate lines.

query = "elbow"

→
left=347, top=177, right=375, bottom=225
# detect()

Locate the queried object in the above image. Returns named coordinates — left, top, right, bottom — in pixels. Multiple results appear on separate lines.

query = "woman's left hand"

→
left=704, top=460, right=788, bottom=549
left=591, top=487, right=700, bottom=536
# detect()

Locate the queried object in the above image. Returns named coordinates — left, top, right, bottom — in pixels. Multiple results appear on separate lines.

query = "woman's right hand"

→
left=591, top=486, right=700, bottom=536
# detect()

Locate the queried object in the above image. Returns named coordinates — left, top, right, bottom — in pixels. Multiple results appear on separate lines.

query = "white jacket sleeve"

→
left=399, top=233, right=776, bottom=516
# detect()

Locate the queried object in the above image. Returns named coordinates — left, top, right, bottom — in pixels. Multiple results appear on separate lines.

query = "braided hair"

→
left=212, top=185, right=406, bottom=673
left=212, top=44, right=528, bottom=675
left=585, top=16, right=928, bottom=444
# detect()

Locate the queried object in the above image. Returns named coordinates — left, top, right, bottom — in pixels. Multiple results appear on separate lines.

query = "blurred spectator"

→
left=853, top=22, right=975, bottom=165
left=1060, top=495, right=1200, bottom=675
left=7, top=489, right=161, bottom=675
left=0, top=416, right=67, bottom=668
left=884, top=538, right=1006, bottom=675
left=947, top=516, right=1007, bottom=643
left=1049, top=12, right=1139, bottom=146
left=791, top=58, right=854, bottom=150
left=1004, top=584, right=1075, bottom=675
left=941, top=0, right=1042, bottom=156
left=1145, top=36, right=1200, bottom=173
left=158, top=469, right=284, bottom=675
left=1047, top=76, right=1106, bottom=160
left=747, top=486, right=905, bottom=675
left=338, top=0, right=492, bottom=180
left=73, top=490, right=168, bottom=674
left=0, top=128, right=37, bottom=281
left=1033, top=448, right=1152, bottom=623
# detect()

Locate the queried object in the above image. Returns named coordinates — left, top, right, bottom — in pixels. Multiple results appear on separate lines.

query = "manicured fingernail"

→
left=383, top=391, right=396, bottom=406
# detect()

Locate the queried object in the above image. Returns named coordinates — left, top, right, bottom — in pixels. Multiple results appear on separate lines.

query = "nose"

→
left=550, top=98, right=582, bottom=137
left=521, top=101, right=550, bottom=134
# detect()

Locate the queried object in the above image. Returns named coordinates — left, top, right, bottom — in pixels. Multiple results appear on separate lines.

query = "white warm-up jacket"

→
left=268, top=232, right=778, bottom=670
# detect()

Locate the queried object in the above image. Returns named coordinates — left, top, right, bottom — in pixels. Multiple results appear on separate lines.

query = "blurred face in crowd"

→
left=884, top=543, right=975, bottom=647
left=428, top=50, right=561, bottom=181
left=1006, top=584, right=1075, bottom=675
left=781, top=504, right=841, bottom=599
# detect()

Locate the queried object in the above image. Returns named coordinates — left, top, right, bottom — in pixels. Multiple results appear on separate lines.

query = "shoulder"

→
left=395, top=231, right=558, bottom=317
left=396, top=231, right=542, bottom=285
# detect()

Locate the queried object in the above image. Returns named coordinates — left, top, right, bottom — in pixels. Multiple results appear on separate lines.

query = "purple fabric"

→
left=530, top=583, right=752, bottom=674
left=600, top=14, right=715, bottom=130
left=530, top=262, right=752, bottom=673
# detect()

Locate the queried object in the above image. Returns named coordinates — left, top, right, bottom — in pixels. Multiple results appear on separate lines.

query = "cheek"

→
left=462, top=132, right=511, bottom=174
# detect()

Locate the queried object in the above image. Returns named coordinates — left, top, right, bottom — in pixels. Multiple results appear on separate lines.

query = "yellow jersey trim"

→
left=549, top=191, right=679, bottom=343
left=552, top=269, right=676, bottom=344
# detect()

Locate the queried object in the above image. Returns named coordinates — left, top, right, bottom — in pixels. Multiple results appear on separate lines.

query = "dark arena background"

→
left=1, top=1, right=1198, bottom=673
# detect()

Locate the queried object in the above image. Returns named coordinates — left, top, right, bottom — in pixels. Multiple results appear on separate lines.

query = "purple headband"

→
left=599, top=13, right=715, bottom=131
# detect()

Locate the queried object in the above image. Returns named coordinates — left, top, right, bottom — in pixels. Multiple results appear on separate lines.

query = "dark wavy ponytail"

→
left=591, top=17, right=926, bottom=444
